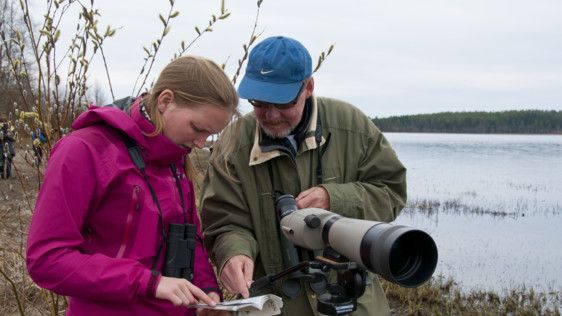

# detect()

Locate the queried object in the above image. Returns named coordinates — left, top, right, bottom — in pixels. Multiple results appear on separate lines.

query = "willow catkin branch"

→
left=174, top=2, right=230, bottom=60
left=0, top=31, right=32, bottom=111
left=98, top=45, right=115, bottom=100
left=231, top=0, right=264, bottom=85
left=132, top=1, right=176, bottom=96
left=313, top=44, right=335, bottom=73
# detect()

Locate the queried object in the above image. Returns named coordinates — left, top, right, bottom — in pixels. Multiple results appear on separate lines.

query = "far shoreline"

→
left=381, top=131, right=562, bottom=135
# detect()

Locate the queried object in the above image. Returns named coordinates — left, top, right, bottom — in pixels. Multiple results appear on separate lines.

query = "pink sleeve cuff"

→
left=138, top=269, right=161, bottom=297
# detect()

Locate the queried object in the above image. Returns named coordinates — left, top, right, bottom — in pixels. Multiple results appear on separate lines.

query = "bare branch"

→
left=131, top=1, right=177, bottom=96
left=231, top=0, right=265, bottom=85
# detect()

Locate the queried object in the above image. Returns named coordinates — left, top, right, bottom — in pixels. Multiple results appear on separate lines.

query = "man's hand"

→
left=155, top=276, right=217, bottom=307
left=220, top=255, right=254, bottom=298
left=296, top=186, right=330, bottom=210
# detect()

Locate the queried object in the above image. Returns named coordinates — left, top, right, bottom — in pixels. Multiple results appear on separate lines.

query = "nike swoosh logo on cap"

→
left=260, top=69, right=274, bottom=75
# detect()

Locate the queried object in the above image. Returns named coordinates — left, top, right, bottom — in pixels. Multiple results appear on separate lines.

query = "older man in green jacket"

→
left=201, top=36, right=407, bottom=315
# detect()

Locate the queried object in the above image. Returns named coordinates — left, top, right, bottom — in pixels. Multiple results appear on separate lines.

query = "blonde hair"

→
left=142, top=56, right=239, bottom=179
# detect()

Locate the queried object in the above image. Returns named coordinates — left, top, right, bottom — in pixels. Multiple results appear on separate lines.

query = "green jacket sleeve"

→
left=200, top=155, right=259, bottom=274
left=320, top=128, right=407, bottom=222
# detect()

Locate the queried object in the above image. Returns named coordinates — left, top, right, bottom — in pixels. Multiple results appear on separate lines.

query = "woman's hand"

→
left=155, top=276, right=217, bottom=307
left=197, top=292, right=230, bottom=316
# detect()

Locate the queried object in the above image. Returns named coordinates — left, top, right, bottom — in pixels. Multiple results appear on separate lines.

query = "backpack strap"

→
left=119, top=131, right=145, bottom=171
left=107, top=96, right=135, bottom=114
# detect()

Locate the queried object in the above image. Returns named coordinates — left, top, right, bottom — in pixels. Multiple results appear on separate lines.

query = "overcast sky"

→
left=51, top=0, right=562, bottom=118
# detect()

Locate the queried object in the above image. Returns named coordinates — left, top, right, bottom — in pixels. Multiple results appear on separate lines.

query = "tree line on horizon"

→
left=372, top=110, right=562, bottom=134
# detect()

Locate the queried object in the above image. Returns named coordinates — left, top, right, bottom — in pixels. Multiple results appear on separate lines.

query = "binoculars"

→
left=163, top=223, right=197, bottom=281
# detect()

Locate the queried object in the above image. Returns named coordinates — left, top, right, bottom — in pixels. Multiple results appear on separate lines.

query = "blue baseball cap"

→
left=238, top=36, right=312, bottom=104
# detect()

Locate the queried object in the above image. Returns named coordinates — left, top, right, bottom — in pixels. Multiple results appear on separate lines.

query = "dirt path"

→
left=0, top=146, right=52, bottom=315
left=0, top=146, right=42, bottom=248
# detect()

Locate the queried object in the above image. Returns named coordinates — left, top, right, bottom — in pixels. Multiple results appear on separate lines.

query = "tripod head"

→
left=250, top=250, right=369, bottom=316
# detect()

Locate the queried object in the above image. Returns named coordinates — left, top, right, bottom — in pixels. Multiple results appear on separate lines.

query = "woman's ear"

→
left=156, top=89, right=175, bottom=113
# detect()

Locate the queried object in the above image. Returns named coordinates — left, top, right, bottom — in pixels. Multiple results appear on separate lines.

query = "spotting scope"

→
left=276, top=195, right=438, bottom=287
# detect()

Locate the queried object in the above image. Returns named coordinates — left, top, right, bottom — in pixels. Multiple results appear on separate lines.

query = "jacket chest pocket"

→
left=115, top=185, right=145, bottom=259
left=321, top=167, right=342, bottom=184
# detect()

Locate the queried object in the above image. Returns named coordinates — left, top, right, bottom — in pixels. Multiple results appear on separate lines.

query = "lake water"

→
left=385, top=133, right=562, bottom=294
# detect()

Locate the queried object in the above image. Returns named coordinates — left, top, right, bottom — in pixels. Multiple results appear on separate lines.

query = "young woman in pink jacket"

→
left=27, top=56, right=238, bottom=315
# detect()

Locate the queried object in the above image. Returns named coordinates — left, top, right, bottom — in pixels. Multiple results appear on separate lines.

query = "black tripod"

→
left=250, top=254, right=368, bottom=316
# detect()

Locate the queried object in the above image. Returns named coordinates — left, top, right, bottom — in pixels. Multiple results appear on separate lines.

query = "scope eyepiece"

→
left=275, top=194, right=298, bottom=219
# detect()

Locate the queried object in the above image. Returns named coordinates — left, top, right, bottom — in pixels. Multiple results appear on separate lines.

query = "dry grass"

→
left=384, top=275, right=561, bottom=315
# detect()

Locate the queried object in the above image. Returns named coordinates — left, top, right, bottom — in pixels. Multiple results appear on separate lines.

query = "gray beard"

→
left=260, top=118, right=300, bottom=138
left=262, top=126, right=292, bottom=139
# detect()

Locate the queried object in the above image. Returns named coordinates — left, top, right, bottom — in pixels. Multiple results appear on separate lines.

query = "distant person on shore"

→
left=201, top=36, right=407, bottom=315
left=31, top=127, right=47, bottom=164
left=0, top=118, right=16, bottom=179
left=27, top=56, right=238, bottom=315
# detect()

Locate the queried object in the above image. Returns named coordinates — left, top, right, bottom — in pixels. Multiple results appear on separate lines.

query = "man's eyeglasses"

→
left=249, top=82, right=305, bottom=109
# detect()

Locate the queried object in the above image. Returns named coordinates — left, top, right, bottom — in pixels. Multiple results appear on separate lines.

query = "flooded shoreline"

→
left=386, top=133, right=562, bottom=296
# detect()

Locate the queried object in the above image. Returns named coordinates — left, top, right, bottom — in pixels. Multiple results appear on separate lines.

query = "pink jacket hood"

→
left=71, top=102, right=190, bottom=165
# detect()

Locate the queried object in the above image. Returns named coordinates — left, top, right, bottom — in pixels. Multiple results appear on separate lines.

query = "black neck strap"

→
left=170, top=164, right=187, bottom=223
left=266, top=111, right=330, bottom=266
left=119, top=132, right=186, bottom=271
left=266, top=108, right=331, bottom=194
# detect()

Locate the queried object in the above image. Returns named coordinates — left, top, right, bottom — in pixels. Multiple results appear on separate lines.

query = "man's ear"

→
left=156, top=89, right=175, bottom=113
left=304, top=77, right=315, bottom=98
